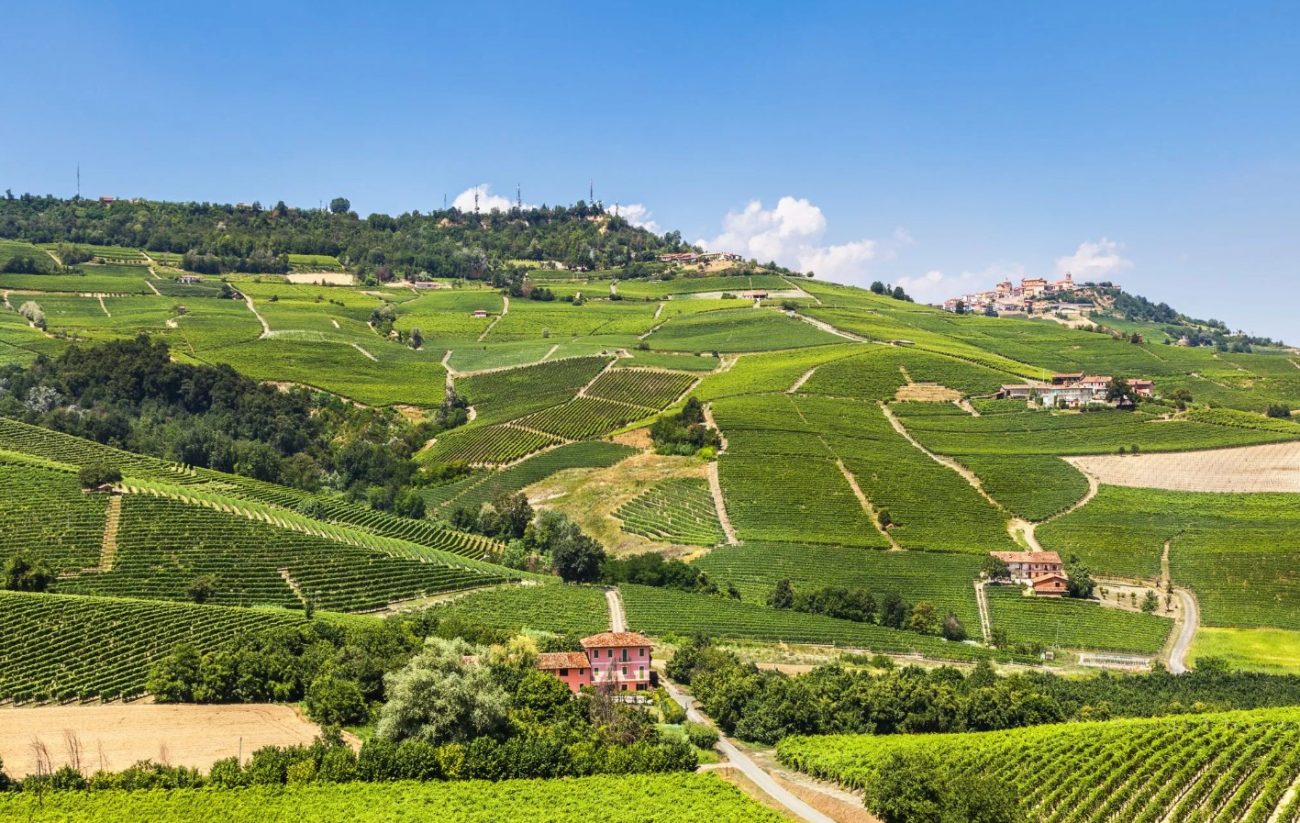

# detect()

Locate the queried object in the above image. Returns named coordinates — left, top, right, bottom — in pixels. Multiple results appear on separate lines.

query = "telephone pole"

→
left=516, top=183, right=522, bottom=210
left=76, top=163, right=80, bottom=199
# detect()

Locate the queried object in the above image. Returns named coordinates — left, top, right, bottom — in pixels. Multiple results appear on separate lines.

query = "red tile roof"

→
left=537, top=651, right=589, bottom=670
left=991, top=551, right=1063, bottom=565
left=580, top=631, right=652, bottom=648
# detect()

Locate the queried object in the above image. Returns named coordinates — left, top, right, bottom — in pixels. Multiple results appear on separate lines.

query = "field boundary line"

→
left=242, top=293, right=271, bottom=338
left=835, top=458, right=901, bottom=550
left=879, top=402, right=1005, bottom=512
left=791, top=311, right=867, bottom=341
left=349, top=342, right=378, bottom=362
left=100, top=495, right=122, bottom=571
left=706, top=460, right=739, bottom=545
left=974, top=581, right=992, bottom=644
left=786, top=366, right=817, bottom=394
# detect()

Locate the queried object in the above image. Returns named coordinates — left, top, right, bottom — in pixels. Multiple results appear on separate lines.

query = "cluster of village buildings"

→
left=655, top=251, right=743, bottom=265
left=942, top=273, right=1089, bottom=315
left=997, top=372, right=1155, bottom=408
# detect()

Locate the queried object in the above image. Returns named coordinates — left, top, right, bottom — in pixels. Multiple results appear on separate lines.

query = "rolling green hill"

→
left=1, top=195, right=1298, bottom=677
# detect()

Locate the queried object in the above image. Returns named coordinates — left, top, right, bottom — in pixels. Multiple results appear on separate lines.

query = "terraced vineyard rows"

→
left=620, top=584, right=997, bottom=661
left=433, top=583, right=610, bottom=635
left=0, top=590, right=306, bottom=702
left=0, top=416, right=501, bottom=560
left=0, top=415, right=202, bottom=483
left=985, top=587, right=1173, bottom=654
left=516, top=396, right=653, bottom=440
left=57, top=496, right=508, bottom=612
left=458, top=356, right=611, bottom=426
left=777, top=708, right=1300, bottom=823
left=584, top=367, right=697, bottom=408
left=614, top=478, right=724, bottom=546
left=0, top=460, right=109, bottom=571
left=422, top=424, right=559, bottom=466
left=435, top=441, right=636, bottom=513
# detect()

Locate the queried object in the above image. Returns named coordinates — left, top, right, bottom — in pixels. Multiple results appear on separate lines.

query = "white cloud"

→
left=612, top=203, right=659, bottom=233
left=698, top=196, right=895, bottom=283
left=1056, top=237, right=1132, bottom=279
left=451, top=184, right=531, bottom=213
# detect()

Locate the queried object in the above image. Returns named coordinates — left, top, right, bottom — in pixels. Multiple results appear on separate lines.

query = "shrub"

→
left=683, top=721, right=718, bottom=750
left=77, top=463, right=123, bottom=489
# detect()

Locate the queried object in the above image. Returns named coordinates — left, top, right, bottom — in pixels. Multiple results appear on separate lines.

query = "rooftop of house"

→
left=992, top=550, right=1063, bottom=565
left=537, top=651, right=590, bottom=670
left=580, top=631, right=652, bottom=649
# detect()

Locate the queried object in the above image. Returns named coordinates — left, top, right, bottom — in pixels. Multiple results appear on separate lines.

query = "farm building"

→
left=535, top=631, right=654, bottom=695
left=471, top=309, right=489, bottom=318
left=993, top=551, right=1066, bottom=585
left=1032, top=573, right=1069, bottom=597
left=535, top=651, right=592, bottom=693
left=178, top=275, right=204, bottom=284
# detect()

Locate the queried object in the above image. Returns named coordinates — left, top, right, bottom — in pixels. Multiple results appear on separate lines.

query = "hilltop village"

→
left=942, top=273, right=1086, bottom=316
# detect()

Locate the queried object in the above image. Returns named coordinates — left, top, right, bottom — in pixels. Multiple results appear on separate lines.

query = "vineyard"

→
left=516, top=396, right=652, bottom=440
left=694, top=542, right=982, bottom=629
left=421, top=424, right=559, bottom=466
left=955, top=454, right=1092, bottom=521
left=0, top=590, right=306, bottom=702
left=432, top=583, right=609, bottom=636
left=584, top=367, right=698, bottom=408
left=55, top=495, right=509, bottom=612
left=614, top=478, right=725, bottom=546
left=619, top=584, right=996, bottom=661
left=0, top=460, right=109, bottom=571
left=0, top=773, right=783, bottom=822
left=433, top=441, right=636, bottom=514
left=456, top=356, right=611, bottom=426
left=897, top=405, right=1300, bottom=457
left=1039, top=486, right=1300, bottom=630
left=984, top=586, right=1173, bottom=654
left=777, top=707, right=1300, bottom=823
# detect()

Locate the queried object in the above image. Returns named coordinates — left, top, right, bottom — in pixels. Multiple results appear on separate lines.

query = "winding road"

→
left=1167, top=588, right=1199, bottom=675
left=602, top=589, right=832, bottom=821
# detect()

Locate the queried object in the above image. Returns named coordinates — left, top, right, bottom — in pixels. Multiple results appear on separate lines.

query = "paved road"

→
left=1168, top=588, right=1199, bottom=674
left=661, top=679, right=835, bottom=823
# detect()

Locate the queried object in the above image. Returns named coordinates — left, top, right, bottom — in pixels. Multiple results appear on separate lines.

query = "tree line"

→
left=667, top=637, right=1300, bottom=745
left=0, top=194, right=691, bottom=280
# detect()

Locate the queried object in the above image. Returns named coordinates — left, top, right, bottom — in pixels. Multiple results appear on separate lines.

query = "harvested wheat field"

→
left=1065, top=441, right=1300, bottom=493
left=0, top=703, right=330, bottom=778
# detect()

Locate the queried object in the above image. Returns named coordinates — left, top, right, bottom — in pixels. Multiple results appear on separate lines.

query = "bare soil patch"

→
left=894, top=383, right=961, bottom=402
left=286, top=272, right=355, bottom=286
left=0, top=703, right=332, bottom=778
left=1065, top=441, right=1300, bottom=493
left=611, top=427, right=653, bottom=450
left=524, top=451, right=706, bottom=556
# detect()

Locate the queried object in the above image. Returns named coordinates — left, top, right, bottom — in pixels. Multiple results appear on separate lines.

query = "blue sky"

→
left=4, top=1, right=1298, bottom=341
